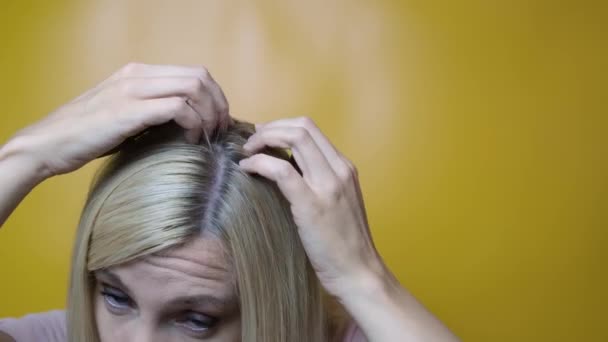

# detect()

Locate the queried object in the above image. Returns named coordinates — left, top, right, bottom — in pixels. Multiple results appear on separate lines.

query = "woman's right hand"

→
left=3, top=62, right=231, bottom=180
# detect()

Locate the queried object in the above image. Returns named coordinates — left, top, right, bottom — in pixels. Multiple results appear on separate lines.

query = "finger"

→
left=99, top=96, right=202, bottom=157
left=114, top=63, right=231, bottom=129
left=200, top=70, right=231, bottom=131
left=256, top=116, right=358, bottom=182
left=118, top=76, right=210, bottom=99
left=239, top=154, right=315, bottom=205
left=244, top=126, right=337, bottom=185
left=341, top=155, right=369, bottom=228
left=109, top=62, right=211, bottom=83
left=72, top=63, right=209, bottom=105
left=127, top=96, right=203, bottom=143
left=256, top=116, right=343, bottom=167
left=114, top=76, right=218, bottom=132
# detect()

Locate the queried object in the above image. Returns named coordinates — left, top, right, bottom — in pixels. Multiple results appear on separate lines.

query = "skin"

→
left=0, top=63, right=460, bottom=341
left=94, top=236, right=240, bottom=342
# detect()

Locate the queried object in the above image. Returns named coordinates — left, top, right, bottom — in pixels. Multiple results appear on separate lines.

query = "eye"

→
left=100, top=284, right=133, bottom=315
left=175, top=311, right=218, bottom=337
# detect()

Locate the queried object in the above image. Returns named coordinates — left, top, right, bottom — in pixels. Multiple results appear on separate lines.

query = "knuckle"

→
left=350, top=164, right=359, bottom=177
left=120, top=62, right=141, bottom=75
left=276, top=161, right=294, bottom=179
left=186, top=77, right=204, bottom=92
left=324, top=181, right=343, bottom=201
left=336, top=163, right=353, bottom=181
left=350, top=163, right=358, bottom=176
left=291, top=127, right=310, bottom=144
left=297, top=116, right=316, bottom=129
left=217, top=101, right=229, bottom=115
left=343, top=157, right=358, bottom=176
left=116, top=79, right=136, bottom=96
left=195, top=66, right=211, bottom=81
left=169, top=97, right=187, bottom=111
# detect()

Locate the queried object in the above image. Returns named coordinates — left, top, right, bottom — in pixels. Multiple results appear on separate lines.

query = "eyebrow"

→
left=164, top=294, right=230, bottom=311
left=93, top=269, right=232, bottom=311
left=95, top=269, right=130, bottom=293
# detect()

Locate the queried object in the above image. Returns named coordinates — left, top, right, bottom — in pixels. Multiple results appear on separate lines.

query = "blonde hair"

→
left=67, top=120, right=331, bottom=341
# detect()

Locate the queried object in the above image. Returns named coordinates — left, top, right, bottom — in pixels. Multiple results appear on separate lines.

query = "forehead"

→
left=99, top=236, right=236, bottom=305
left=146, top=235, right=232, bottom=283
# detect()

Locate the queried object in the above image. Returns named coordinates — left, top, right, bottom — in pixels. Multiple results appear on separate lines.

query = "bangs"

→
left=86, top=144, right=211, bottom=271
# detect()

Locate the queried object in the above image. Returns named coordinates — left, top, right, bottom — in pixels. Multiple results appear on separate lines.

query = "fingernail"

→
left=239, top=158, right=249, bottom=167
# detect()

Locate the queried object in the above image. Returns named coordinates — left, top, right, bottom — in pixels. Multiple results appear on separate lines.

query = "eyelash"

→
left=175, top=312, right=219, bottom=336
left=100, top=286, right=132, bottom=314
left=98, top=284, right=219, bottom=337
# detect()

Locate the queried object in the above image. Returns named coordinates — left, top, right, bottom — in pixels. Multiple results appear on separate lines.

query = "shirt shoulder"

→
left=0, top=310, right=66, bottom=342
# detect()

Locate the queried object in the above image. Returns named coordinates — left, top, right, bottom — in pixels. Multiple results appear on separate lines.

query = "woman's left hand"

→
left=240, top=117, right=461, bottom=342
left=239, top=116, right=385, bottom=296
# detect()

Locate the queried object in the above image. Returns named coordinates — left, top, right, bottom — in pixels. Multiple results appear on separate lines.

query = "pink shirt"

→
left=0, top=311, right=66, bottom=342
left=0, top=310, right=366, bottom=341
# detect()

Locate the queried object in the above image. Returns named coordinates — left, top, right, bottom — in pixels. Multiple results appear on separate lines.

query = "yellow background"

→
left=0, top=1, right=606, bottom=341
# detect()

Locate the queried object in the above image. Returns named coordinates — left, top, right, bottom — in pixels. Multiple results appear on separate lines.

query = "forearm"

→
left=0, top=138, right=47, bottom=228
left=337, top=264, right=460, bottom=342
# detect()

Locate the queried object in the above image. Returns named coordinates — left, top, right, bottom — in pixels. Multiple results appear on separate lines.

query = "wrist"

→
left=1, top=136, right=51, bottom=185
left=334, top=258, right=404, bottom=307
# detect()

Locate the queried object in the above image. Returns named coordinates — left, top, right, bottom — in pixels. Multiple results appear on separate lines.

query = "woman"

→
left=0, top=63, right=459, bottom=341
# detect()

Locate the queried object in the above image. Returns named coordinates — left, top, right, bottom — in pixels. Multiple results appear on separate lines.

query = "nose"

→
left=130, top=322, right=161, bottom=342
left=131, top=329, right=154, bottom=342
